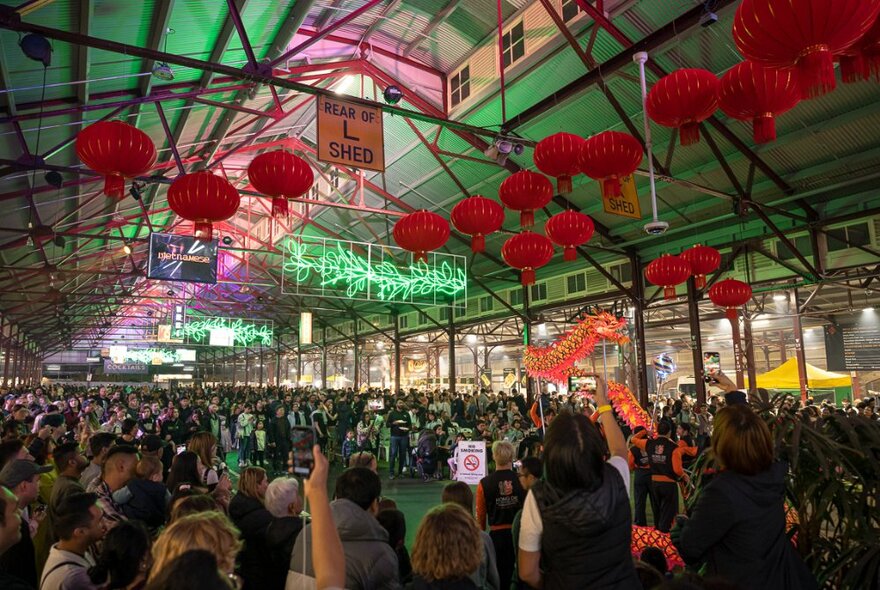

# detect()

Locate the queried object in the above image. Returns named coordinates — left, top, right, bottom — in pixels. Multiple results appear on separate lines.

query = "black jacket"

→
left=120, top=479, right=168, bottom=530
left=228, top=493, right=276, bottom=590
left=266, top=516, right=303, bottom=590
left=675, top=461, right=817, bottom=590
left=0, top=518, right=36, bottom=587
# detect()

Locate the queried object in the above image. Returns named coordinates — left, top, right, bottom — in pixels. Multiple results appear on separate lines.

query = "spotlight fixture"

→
left=222, top=236, right=233, bottom=246
left=166, top=289, right=174, bottom=297
left=129, top=182, right=143, bottom=201
left=122, top=243, right=132, bottom=255
left=383, top=85, right=403, bottom=105
left=19, top=34, right=52, bottom=67
left=152, top=62, right=174, bottom=80
left=865, top=306, right=876, bottom=312
left=45, top=170, right=63, bottom=189
left=483, top=135, right=525, bottom=165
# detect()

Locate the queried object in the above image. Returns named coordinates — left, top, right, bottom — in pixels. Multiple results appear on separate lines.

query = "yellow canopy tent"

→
left=747, top=358, right=852, bottom=389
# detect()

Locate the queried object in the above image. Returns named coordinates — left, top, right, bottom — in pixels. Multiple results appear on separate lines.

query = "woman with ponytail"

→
left=88, top=520, right=152, bottom=589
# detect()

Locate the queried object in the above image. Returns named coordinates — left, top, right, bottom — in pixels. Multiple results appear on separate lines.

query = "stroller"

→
left=412, top=429, right=440, bottom=481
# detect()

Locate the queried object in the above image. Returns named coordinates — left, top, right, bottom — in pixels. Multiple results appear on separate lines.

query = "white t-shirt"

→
left=518, top=455, right=630, bottom=552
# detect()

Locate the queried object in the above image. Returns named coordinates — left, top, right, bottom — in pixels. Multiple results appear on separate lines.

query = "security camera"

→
left=644, top=220, right=670, bottom=236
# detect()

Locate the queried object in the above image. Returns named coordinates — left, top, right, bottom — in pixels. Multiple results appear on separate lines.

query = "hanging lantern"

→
left=167, top=171, right=241, bottom=241
left=499, top=170, right=554, bottom=229
left=75, top=120, right=157, bottom=198
left=545, top=210, right=595, bottom=262
left=502, top=231, right=554, bottom=286
left=247, top=150, right=314, bottom=217
left=579, top=131, right=643, bottom=198
left=450, top=195, right=505, bottom=253
left=392, top=210, right=450, bottom=263
left=679, top=244, right=721, bottom=289
left=533, top=132, right=585, bottom=194
left=647, top=69, right=719, bottom=146
left=708, top=278, right=753, bottom=321
left=644, top=254, right=691, bottom=300
left=840, top=17, right=880, bottom=83
left=733, top=0, right=880, bottom=98
left=718, top=62, right=801, bottom=144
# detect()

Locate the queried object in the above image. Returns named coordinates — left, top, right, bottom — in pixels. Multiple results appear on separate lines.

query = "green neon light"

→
left=283, top=239, right=466, bottom=302
left=174, top=317, right=273, bottom=347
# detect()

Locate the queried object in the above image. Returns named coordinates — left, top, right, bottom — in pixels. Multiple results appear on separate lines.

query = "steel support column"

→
left=321, top=327, right=328, bottom=387
left=523, top=285, right=535, bottom=406
left=1, top=319, right=9, bottom=387
left=275, top=336, right=281, bottom=386
left=742, top=313, right=758, bottom=396
left=685, top=278, right=707, bottom=406
left=393, top=312, right=401, bottom=395
left=730, top=313, right=746, bottom=390
left=630, top=254, right=650, bottom=407
left=447, top=306, right=457, bottom=394
left=259, top=345, right=264, bottom=387
left=353, top=321, right=360, bottom=391
left=791, top=289, right=809, bottom=403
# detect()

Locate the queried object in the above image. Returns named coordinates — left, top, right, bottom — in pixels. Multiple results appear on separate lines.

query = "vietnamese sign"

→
left=317, top=95, right=385, bottom=172
left=455, top=440, right=486, bottom=485
left=602, top=174, right=642, bottom=219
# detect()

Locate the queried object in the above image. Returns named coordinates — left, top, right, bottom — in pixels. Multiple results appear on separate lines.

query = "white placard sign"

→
left=455, top=440, right=486, bottom=485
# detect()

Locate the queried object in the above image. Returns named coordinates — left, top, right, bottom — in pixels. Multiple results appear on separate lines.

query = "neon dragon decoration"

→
left=523, top=311, right=652, bottom=433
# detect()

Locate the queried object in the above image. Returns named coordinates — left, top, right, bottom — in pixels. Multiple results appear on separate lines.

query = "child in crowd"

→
left=448, top=432, right=466, bottom=479
left=112, top=455, right=170, bottom=531
left=254, top=420, right=267, bottom=467
left=342, top=429, right=356, bottom=467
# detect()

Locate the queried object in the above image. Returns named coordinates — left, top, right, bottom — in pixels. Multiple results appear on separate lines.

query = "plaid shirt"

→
left=88, top=478, right=127, bottom=527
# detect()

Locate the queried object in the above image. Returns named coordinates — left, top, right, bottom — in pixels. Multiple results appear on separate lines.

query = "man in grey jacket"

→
left=290, top=467, right=399, bottom=590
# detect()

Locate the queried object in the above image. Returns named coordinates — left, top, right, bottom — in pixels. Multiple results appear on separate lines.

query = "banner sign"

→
left=104, top=361, right=149, bottom=375
left=282, top=236, right=466, bottom=308
left=602, top=174, right=642, bottom=219
left=173, top=316, right=273, bottom=347
left=503, top=368, right=517, bottom=389
left=455, top=440, right=486, bottom=485
left=406, top=358, right=428, bottom=373
left=317, top=95, right=385, bottom=172
left=480, top=369, right=492, bottom=387
left=147, top=233, right=218, bottom=284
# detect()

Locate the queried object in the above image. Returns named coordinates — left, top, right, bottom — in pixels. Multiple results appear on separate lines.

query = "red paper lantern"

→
left=533, top=132, right=585, bottom=194
left=392, top=210, right=450, bottom=263
left=247, top=150, right=314, bottom=217
left=679, top=244, right=721, bottom=289
left=647, top=69, right=719, bottom=146
left=450, top=195, right=504, bottom=253
left=502, top=231, right=554, bottom=286
left=718, top=62, right=801, bottom=144
left=644, top=254, right=691, bottom=300
left=167, top=172, right=241, bottom=240
left=708, top=278, right=753, bottom=321
left=545, top=210, right=595, bottom=261
left=75, top=120, right=157, bottom=199
left=733, top=0, right=880, bottom=98
left=840, top=17, right=880, bottom=83
left=499, top=170, right=554, bottom=229
left=579, top=131, right=643, bottom=198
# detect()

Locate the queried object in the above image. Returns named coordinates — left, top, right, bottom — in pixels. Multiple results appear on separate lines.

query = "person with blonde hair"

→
left=672, top=404, right=817, bottom=590
left=410, top=503, right=483, bottom=589
left=186, top=432, right=221, bottom=489
left=150, top=511, right=242, bottom=580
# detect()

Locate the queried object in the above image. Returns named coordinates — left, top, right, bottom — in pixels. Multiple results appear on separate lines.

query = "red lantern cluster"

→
left=647, top=69, right=719, bottom=146
left=167, top=172, right=241, bottom=241
left=247, top=150, right=314, bottom=217
left=392, top=210, right=450, bottom=263
left=840, top=17, right=880, bottom=83
left=679, top=244, right=721, bottom=289
left=733, top=0, right=880, bottom=98
left=545, top=210, right=594, bottom=262
left=579, top=131, right=643, bottom=198
left=644, top=254, right=691, bottom=300
left=719, top=62, right=801, bottom=144
left=499, top=170, right=554, bottom=229
left=533, top=132, right=585, bottom=194
left=450, top=195, right=504, bottom=253
left=76, top=121, right=157, bottom=199
left=502, top=231, right=554, bottom=286
left=708, top=278, right=753, bottom=321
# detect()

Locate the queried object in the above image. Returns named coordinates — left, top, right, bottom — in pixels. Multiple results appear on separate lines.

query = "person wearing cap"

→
left=0, top=459, right=52, bottom=587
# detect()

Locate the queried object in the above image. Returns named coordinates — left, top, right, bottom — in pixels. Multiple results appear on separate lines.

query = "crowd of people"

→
left=0, top=374, right=872, bottom=589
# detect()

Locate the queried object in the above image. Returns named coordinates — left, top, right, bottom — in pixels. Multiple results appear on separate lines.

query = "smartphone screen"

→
left=568, top=374, right=598, bottom=394
left=703, top=352, right=720, bottom=381
left=176, top=444, right=186, bottom=455
left=290, top=425, right=315, bottom=477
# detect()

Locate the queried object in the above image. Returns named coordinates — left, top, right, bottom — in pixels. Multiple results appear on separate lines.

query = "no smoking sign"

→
left=463, top=454, right=480, bottom=471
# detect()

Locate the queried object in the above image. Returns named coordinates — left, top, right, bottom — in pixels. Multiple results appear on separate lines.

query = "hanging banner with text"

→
left=455, top=440, right=486, bottom=485
left=603, top=174, right=642, bottom=219
left=317, top=95, right=385, bottom=172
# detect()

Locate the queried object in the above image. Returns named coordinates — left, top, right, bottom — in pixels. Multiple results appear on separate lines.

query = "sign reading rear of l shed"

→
left=317, top=95, right=385, bottom=172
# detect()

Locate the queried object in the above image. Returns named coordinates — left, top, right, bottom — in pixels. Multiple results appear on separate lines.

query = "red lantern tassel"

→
left=840, top=54, right=868, bottom=84
left=557, top=175, right=573, bottom=194
left=752, top=114, right=777, bottom=144
left=194, top=222, right=214, bottom=241
left=104, top=174, right=125, bottom=199
left=679, top=123, right=700, bottom=146
left=797, top=45, right=835, bottom=99
left=694, top=274, right=706, bottom=289
left=602, top=176, right=622, bottom=198
left=725, top=307, right=739, bottom=322
left=521, top=268, right=535, bottom=286
left=867, top=54, right=880, bottom=81
left=663, top=285, right=677, bottom=300
left=471, top=234, right=485, bottom=253
left=415, top=251, right=428, bottom=264
left=520, top=210, right=535, bottom=228
left=271, top=196, right=289, bottom=217
left=563, top=246, right=577, bottom=262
